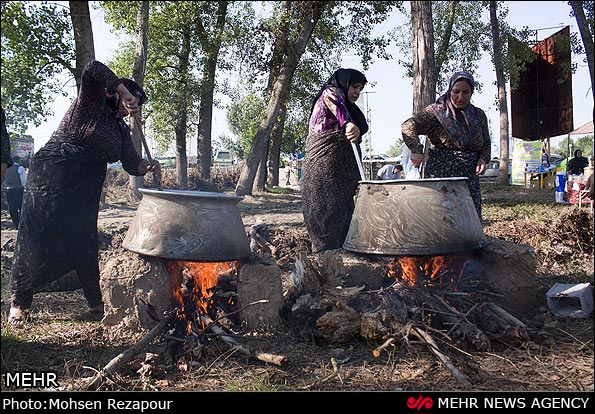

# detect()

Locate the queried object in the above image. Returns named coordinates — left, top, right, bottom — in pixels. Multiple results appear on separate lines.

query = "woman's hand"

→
left=476, top=159, right=486, bottom=175
left=116, top=83, right=140, bottom=115
left=410, top=153, right=424, bottom=168
left=345, top=122, right=361, bottom=142
left=138, top=159, right=161, bottom=179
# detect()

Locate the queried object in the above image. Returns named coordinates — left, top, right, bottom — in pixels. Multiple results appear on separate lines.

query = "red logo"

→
left=407, top=395, right=434, bottom=411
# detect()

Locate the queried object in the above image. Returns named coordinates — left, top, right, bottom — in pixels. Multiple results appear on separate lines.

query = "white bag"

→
left=401, top=139, right=424, bottom=180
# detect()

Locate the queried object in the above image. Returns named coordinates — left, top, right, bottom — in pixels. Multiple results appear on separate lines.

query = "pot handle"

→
left=133, top=112, right=163, bottom=190
left=351, top=141, right=366, bottom=181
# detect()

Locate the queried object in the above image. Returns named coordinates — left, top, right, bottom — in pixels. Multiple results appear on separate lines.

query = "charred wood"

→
left=200, top=315, right=285, bottom=365
left=85, top=310, right=177, bottom=390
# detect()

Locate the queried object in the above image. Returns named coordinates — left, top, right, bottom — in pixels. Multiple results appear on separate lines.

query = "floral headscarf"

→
left=431, top=71, right=480, bottom=150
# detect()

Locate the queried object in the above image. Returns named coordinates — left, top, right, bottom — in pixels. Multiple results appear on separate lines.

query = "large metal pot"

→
left=122, top=188, right=251, bottom=262
left=343, top=177, right=487, bottom=256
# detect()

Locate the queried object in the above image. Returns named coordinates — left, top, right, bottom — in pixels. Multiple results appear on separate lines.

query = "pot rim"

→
left=139, top=187, right=244, bottom=201
left=359, top=177, right=470, bottom=184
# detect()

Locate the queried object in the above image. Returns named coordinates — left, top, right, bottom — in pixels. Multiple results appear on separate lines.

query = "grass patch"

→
left=267, top=186, right=297, bottom=195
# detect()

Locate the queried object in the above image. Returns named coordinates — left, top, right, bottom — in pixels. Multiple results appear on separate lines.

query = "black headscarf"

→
left=312, top=68, right=369, bottom=136
left=431, top=70, right=480, bottom=149
left=106, top=78, right=148, bottom=132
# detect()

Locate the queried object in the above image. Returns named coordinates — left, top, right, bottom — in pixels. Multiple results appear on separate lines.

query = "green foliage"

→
left=225, top=93, right=265, bottom=159
left=392, top=1, right=493, bottom=93
left=553, top=134, right=594, bottom=158
left=574, top=134, right=594, bottom=157
left=387, top=140, right=403, bottom=157
left=224, top=1, right=403, bottom=163
left=1, top=0, right=75, bottom=133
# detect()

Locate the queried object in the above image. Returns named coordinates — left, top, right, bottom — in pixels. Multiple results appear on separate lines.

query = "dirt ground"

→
left=0, top=180, right=593, bottom=392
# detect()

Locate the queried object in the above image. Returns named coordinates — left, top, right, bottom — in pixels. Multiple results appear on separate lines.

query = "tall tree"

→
left=233, top=1, right=402, bottom=195
left=1, top=1, right=74, bottom=132
left=411, top=1, right=436, bottom=113
left=569, top=1, right=595, bottom=109
left=196, top=1, right=228, bottom=181
left=69, top=1, right=95, bottom=89
left=128, top=1, right=149, bottom=198
left=235, top=1, right=325, bottom=196
left=489, top=1, right=510, bottom=185
left=259, top=1, right=291, bottom=191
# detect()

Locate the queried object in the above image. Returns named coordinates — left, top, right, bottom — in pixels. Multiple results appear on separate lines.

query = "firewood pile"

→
left=280, top=248, right=533, bottom=385
left=89, top=251, right=286, bottom=390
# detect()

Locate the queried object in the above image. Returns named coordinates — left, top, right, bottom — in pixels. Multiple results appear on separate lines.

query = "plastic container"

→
left=555, top=173, right=566, bottom=192
left=554, top=173, right=566, bottom=203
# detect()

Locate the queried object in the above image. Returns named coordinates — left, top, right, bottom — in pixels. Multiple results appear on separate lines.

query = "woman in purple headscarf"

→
left=401, top=71, right=491, bottom=219
left=301, top=68, right=368, bottom=253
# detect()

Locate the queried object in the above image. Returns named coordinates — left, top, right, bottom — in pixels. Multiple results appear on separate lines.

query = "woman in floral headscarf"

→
left=301, top=68, right=368, bottom=253
left=401, top=70, right=491, bottom=219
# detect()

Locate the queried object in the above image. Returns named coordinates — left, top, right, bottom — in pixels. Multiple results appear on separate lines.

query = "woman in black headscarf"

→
left=301, top=68, right=368, bottom=253
left=401, top=70, right=491, bottom=219
left=8, top=61, right=161, bottom=325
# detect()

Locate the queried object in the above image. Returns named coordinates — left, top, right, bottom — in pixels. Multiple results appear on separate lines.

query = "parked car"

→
left=482, top=158, right=500, bottom=178
left=213, top=149, right=234, bottom=167
left=362, top=152, right=402, bottom=163
left=363, top=153, right=389, bottom=161
left=481, top=158, right=512, bottom=180
left=156, top=156, right=176, bottom=169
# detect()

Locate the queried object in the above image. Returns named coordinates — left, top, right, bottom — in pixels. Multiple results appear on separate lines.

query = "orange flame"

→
left=166, top=260, right=240, bottom=333
left=388, top=253, right=474, bottom=289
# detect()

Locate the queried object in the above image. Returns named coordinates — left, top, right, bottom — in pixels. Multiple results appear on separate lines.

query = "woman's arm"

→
left=77, top=61, right=121, bottom=112
left=401, top=107, right=435, bottom=167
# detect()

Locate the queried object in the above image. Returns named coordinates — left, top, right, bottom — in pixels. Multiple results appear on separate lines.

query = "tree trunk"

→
left=434, top=1, right=457, bottom=74
left=174, top=23, right=192, bottom=190
left=267, top=101, right=287, bottom=188
left=69, top=1, right=95, bottom=90
left=411, top=1, right=436, bottom=114
left=235, top=2, right=325, bottom=196
left=569, top=1, right=595, bottom=107
left=254, top=146, right=268, bottom=193
left=251, top=0, right=290, bottom=193
left=129, top=1, right=149, bottom=199
left=197, top=1, right=228, bottom=181
left=489, top=1, right=510, bottom=185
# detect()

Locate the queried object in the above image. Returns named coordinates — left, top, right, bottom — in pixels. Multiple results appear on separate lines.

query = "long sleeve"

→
left=55, top=61, right=143, bottom=171
left=401, top=107, right=441, bottom=154
left=18, top=166, right=26, bottom=186
left=321, top=86, right=353, bottom=129
left=120, top=133, right=144, bottom=176
left=309, top=86, right=354, bottom=136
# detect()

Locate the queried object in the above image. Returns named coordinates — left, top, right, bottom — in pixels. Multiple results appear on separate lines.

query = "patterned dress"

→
left=401, top=103, right=491, bottom=219
left=302, top=86, right=363, bottom=253
left=10, top=61, right=145, bottom=310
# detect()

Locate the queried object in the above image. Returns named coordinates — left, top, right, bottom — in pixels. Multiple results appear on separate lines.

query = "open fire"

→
left=386, top=251, right=483, bottom=291
left=166, top=260, right=241, bottom=335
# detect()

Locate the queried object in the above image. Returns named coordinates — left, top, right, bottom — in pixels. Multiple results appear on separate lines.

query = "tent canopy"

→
left=569, top=120, right=594, bottom=135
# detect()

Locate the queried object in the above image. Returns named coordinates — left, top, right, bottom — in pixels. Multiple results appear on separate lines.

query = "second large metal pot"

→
left=122, top=188, right=251, bottom=262
left=343, top=177, right=488, bottom=256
